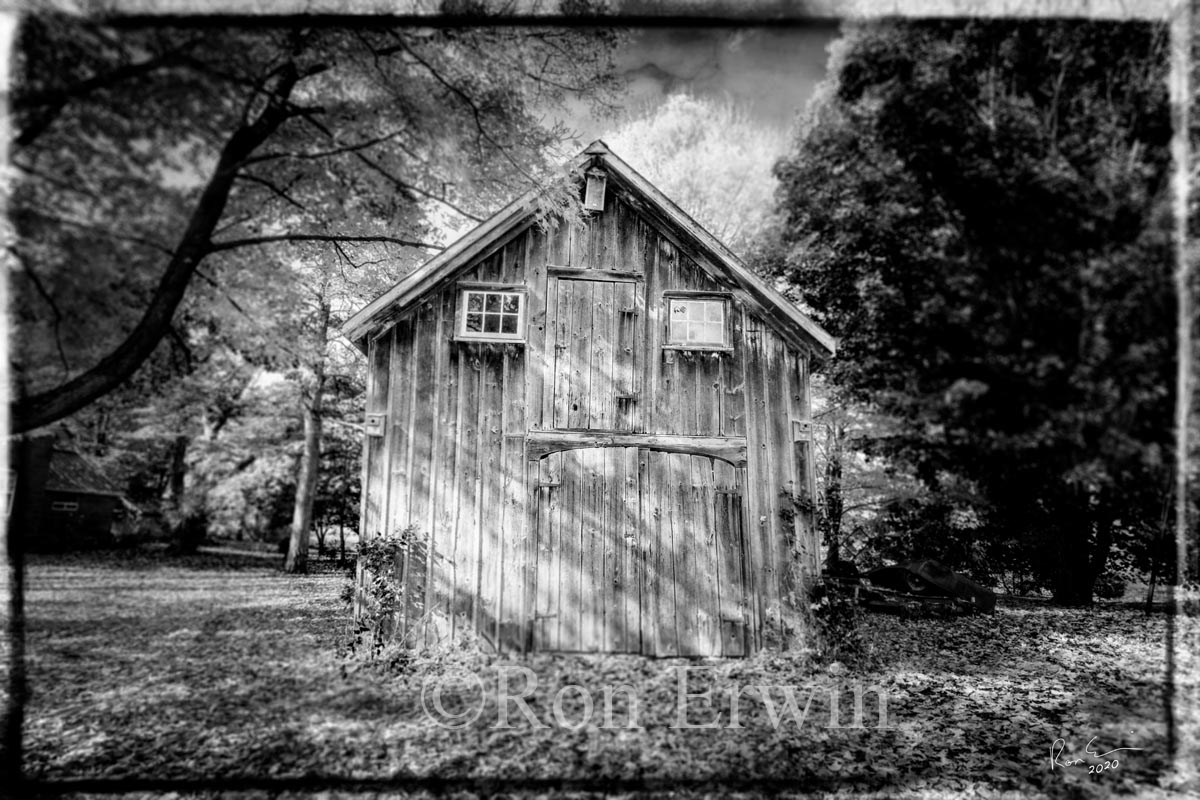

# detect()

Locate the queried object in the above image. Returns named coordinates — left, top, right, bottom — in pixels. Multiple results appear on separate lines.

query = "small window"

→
left=667, top=297, right=728, bottom=348
left=51, top=501, right=79, bottom=512
left=458, top=288, right=526, bottom=342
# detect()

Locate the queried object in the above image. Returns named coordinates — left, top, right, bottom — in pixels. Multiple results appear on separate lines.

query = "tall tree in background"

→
left=606, top=92, right=788, bottom=258
left=771, top=20, right=1174, bottom=604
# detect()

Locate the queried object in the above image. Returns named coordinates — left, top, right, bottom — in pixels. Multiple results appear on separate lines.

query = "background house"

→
left=9, top=435, right=125, bottom=552
left=344, top=141, right=836, bottom=656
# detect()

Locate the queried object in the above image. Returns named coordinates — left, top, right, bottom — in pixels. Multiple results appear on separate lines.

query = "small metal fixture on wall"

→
left=583, top=168, right=607, bottom=211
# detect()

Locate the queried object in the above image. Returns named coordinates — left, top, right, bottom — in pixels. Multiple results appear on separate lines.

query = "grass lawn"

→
left=18, top=549, right=1189, bottom=798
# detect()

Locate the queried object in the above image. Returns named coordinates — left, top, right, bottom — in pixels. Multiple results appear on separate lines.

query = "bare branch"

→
left=207, top=233, right=442, bottom=253
left=235, top=171, right=306, bottom=210
left=243, top=128, right=407, bottom=165
left=9, top=247, right=71, bottom=375
left=352, top=152, right=485, bottom=223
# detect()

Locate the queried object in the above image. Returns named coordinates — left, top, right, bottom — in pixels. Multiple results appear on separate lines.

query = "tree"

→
left=771, top=19, right=1174, bottom=604
left=10, top=15, right=622, bottom=435
left=605, top=92, right=788, bottom=258
left=10, top=14, right=623, bottom=571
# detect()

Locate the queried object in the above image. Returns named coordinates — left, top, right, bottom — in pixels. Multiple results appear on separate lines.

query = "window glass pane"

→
left=501, top=315, right=518, bottom=334
left=706, top=301, right=724, bottom=322
left=465, top=312, right=482, bottom=332
left=484, top=313, right=501, bottom=332
left=502, top=295, right=520, bottom=314
left=669, top=318, right=688, bottom=342
left=485, top=293, right=501, bottom=313
left=467, top=293, right=483, bottom=312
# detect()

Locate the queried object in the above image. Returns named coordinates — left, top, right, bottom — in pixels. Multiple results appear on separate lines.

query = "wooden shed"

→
left=344, top=141, right=836, bottom=657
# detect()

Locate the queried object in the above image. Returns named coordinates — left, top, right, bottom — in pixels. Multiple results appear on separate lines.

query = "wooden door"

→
left=530, top=447, right=750, bottom=656
left=547, top=278, right=641, bottom=431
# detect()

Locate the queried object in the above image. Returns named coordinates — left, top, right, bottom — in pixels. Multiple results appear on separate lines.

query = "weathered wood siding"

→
left=359, top=175, right=818, bottom=655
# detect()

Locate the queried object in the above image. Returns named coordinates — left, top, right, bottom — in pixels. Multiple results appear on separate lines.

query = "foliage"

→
left=9, top=14, right=624, bottom=431
left=771, top=19, right=1174, bottom=604
left=25, top=550, right=1178, bottom=796
left=343, top=526, right=431, bottom=665
left=605, top=92, right=788, bottom=258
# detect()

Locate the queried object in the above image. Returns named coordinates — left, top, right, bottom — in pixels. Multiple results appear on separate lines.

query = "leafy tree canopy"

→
left=771, top=19, right=1174, bottom=604
left=10, top=13, right=623, bottom=432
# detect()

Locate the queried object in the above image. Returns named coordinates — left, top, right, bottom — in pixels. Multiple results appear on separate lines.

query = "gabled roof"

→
left=342, top=140, right=835, bottom=358
left=46, top=449, right=123, bottom=497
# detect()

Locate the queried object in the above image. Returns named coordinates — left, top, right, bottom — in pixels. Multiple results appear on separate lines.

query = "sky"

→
left=560, top=23, right=839, bottom=144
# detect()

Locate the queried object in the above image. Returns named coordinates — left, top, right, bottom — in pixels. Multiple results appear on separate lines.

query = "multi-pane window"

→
left=459, top=289, right=525, bottom=341
left=667, top=297, right=728, bottom=348
left=51, top=501, right=79, bottom=512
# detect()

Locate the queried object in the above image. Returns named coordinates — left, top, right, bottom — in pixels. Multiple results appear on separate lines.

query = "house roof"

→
left=46, top=449, right=123, bottom=497
left=342, top=140, right=835, bottom=358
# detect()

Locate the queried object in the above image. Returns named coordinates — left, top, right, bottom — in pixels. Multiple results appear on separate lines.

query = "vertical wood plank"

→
left=566, top=281, right=593, bottom=430
left=453, top=354, right=480, bottom=638
left=362, top=335, right=390, bottom=542
left=653, top=453, right=679, bottom=657
left=499, top=348, right=527, bottom=652
left=526, top=226, right=549, bottom=430
left=622, top=446, right=641, bottom=651
left=614, top=281, right=636, bottom=432
left=523, top=458, right=542, bottom=652
left=403, top=303, right=439, bottom=640
left=429, top=293, right=460, bottom=645
left=583, top=449, right=605, bottom=651
left=716, top=460, right=748, bottom=657
left=636, top=448, right=654, bottom=655
left=589, top=281, right=615, bottom=430
left=475, top=351, right=503, bottom=641
left=570, top=215, right=591, bottom=269
left=766, top=336, right=798, bottom=648
left=740, top=309, right=770, bottom=651
left=548, top=217, right=571, bottom=266
left=552, top=279, right=574, bottom=429
left=724, top=303, right=747, bottom=438
left=560, top=450, right=584, bottom=650
left=643, top=229, right=662, bottom=434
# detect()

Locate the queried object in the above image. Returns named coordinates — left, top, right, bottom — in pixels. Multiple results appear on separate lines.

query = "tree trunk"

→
left=822, top=420, right=845, bottom=568
left=285, top=400, right=322, bottom=574
left=285, top=301, right=330, bottom=575
left=10, top=60, right=320, bottom=433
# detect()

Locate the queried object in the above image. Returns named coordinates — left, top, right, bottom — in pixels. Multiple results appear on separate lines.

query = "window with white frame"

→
left=51, top=500, right=79, bottom=512
left=666, top=296, right=728, bottom=348
left=458, top=287, right=526, bottom=342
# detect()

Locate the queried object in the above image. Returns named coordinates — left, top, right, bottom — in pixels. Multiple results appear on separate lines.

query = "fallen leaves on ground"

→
left=19, top=550, right=1190, bottom=799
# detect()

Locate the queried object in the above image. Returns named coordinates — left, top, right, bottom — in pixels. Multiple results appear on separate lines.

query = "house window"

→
left=667, top=297, right=728, bottom=348
left=51, top=501, right=79, bottom=512
left=458, top=288, right=526, bottom=342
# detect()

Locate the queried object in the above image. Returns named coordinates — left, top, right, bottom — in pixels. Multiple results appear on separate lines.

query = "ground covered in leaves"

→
left=19, top=549, right=1190, bottom=798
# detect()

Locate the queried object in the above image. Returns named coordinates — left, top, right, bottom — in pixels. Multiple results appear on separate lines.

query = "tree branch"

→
left=11, top=59, right=324, bottom=433
left=207, top=233, right=442, bottom=253
left=243, top=128, right=407, bottom=165
left=9, top=247, right=71, bottom=375
left=235, top=171, right=306, bottom=210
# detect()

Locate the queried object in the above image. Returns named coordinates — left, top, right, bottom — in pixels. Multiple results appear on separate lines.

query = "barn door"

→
left=548, top=278, right=641, bottom=431
left=530, top=447, right=750, bottom=656
left=643, top=451, right=750, bottom=657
